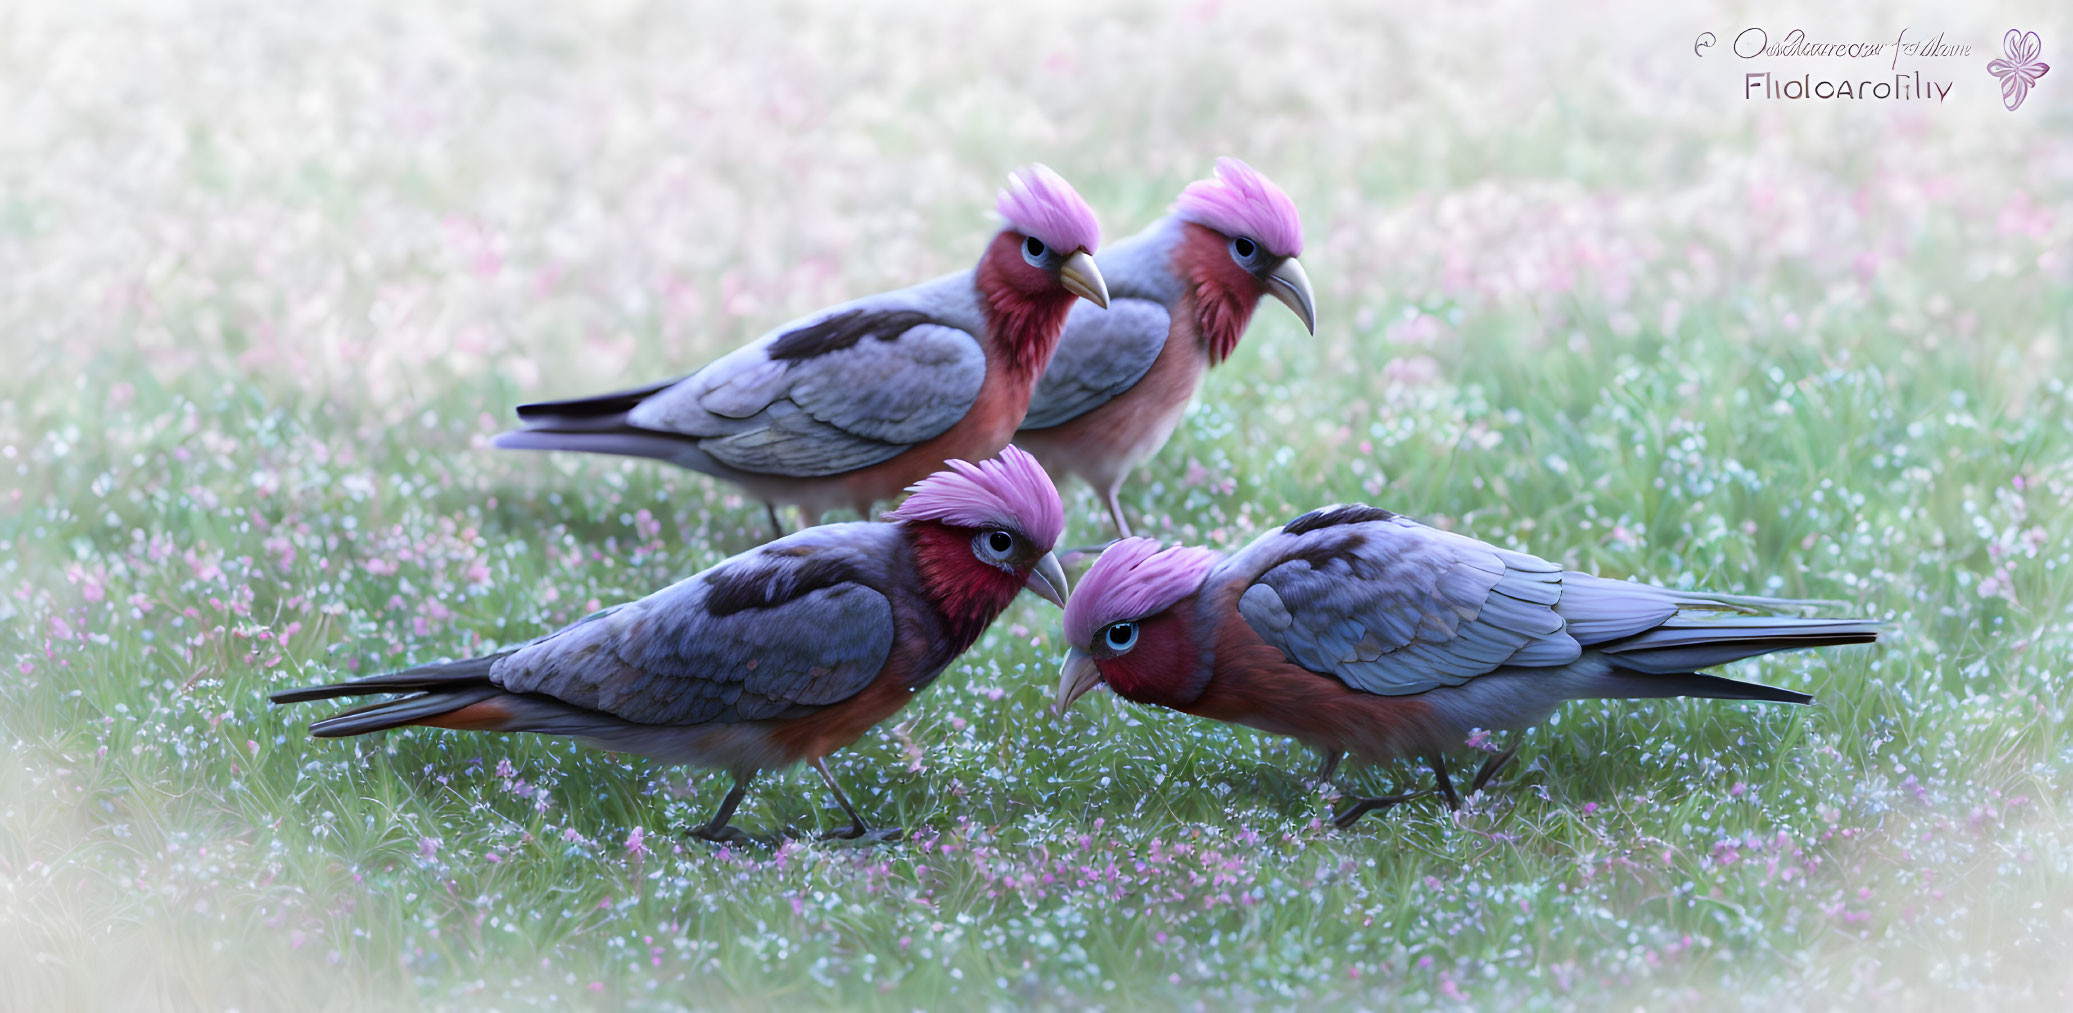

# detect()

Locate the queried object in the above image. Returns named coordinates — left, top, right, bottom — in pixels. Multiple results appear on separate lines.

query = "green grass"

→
left=5, top=1, right=2073, bottom=1007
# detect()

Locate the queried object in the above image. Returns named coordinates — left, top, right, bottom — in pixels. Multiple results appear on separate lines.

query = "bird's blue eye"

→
left=1024, top=236, right=1046, bottom=258
left=974, top=529, right=1017, bottom=562
left=1104, top=622, right=1138, bottom=652
left=1233, top=236, right=1257, bottom=259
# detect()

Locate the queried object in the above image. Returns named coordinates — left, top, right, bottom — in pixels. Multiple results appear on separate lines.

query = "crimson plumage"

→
left=1016, top=159, right=1316, bottom=536
left=496, top=166, right=1107, bottom=533
left=272, top=448, right=1071, bottom=842
left=1055, top=507, right=1881, bottom=826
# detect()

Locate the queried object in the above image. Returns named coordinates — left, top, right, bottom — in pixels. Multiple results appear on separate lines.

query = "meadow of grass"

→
left=4, top=1, right=2073, bottom=1008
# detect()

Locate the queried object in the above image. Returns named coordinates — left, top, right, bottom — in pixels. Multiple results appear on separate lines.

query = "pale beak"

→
left=1264, top=257, right=1316, bottom=334
left=1057, top=250, right=1110, bottom=309
left=1054, top=647, right=1102, bottom=715
left=1023, top=552, right=1070, bottom=609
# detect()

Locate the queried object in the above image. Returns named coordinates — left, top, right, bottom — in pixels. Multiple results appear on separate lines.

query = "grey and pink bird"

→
left=496, top=167, right=1108, bottom=534
left=1016, top=159, right=1316, bottom=537
left=1054, top=506, right=1879, bottom=826
left=271, top=448, right=1070, bottom=842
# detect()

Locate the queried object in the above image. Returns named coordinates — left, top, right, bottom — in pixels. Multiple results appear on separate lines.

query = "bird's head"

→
left=992, top=164, right=1108, bottom=309
left=887, top=446, right=1070, bottom=633
left=1170, top=158, right=1315, bottom=361
left=981, top=166, right=1109, bottom=373
left=1055, top=537, right=1222, bottom=714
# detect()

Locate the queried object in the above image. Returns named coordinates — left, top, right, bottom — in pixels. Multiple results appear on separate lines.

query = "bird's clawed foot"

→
left=686, top=823, right=763, bottom=847
left=820, top=824, right=905, bottom=845
left=1330, top=790, right=1434, bottom=828
left=687, top=778, right=765, bottom=845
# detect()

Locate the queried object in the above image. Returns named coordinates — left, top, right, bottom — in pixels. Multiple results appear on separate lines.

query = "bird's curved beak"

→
left=1058, top=250, right=1110, bottom=309
left=1023, top=552, right=1070, bottom=609
left=1264, top=258, right=1316, bottom=334
left=1054, top=647, right=1102, bottom=715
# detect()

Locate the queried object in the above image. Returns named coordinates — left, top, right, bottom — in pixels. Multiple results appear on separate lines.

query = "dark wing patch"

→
left=1281, top=504, right=1400, bottom=536
left=767, top=309, right=935, bottom=361
left=702, top=553, right=867, bottom=617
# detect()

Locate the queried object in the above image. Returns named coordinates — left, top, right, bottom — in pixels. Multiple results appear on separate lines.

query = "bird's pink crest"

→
left=1064, top=538, right=1221, bottom=647
left=885, top=445, right=1065, bottom=549
left=1174, top=157, right=1304, bottom=258
left=996, top=165, right=1101, bottom=254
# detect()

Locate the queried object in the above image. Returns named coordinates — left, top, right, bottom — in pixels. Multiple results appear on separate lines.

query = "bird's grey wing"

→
left=626, top=305, right=986, bottom=477
left=1231, top=506, right=1583, bottom=696
left=491, top=535, right=897, bottom=724
left=1020, top=298, right=1171, bottom=430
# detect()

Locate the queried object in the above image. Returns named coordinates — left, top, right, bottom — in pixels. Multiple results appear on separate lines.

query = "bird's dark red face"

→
left=1171, top=222, right=1317, bottom=362
left=906, top=520, right=1068, bottom=646
left=974, top=231, right=1109, bottom=374
left=1086, top=608, right=1203, bottom=709
left=985, top=231, right=1069, bottom=298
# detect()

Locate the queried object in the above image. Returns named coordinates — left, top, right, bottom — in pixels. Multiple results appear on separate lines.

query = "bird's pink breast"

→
left=1018, top=311, right=1209, bottom=489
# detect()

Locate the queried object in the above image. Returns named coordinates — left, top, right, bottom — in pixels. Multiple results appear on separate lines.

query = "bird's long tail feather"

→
left=492, top=427, right=720, bottom=471
left=306, top=687, right=509, bottom=737
left=272, top=655, right=528, bottom=737
left=513, top=378, right=679, bottom=424
left=1600, top=614, right=1880, bottom=676
left=1590, top=670, right=1814, bottom=705
left=269, top=655, right=503, bottom=703
left=1669, top=588, right=1852, bottom=613
left=495, top=375, right=736, bottom=472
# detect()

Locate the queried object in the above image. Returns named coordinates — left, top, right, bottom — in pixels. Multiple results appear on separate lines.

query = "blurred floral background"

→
left=4, top=0, right=2071, bottom=1007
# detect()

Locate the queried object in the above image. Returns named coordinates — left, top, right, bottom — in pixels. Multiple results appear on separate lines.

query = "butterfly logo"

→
left=1987, top=29, right=2049, bottom=111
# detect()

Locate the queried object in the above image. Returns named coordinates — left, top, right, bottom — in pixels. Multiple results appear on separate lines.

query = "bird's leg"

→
left=1058, top=538, right=1124, bottom=567
left=1311, top=749, right=1344, bottom=786
left=810, top=757, right=902, bottom=843
left=764, top=504, right=787, bottom=539
left=1103, top=480, right=1134, bottom=539
left=1430, top=753, right=1463, bottom=811
left=687, top=776, right=757, bottom=846
left=1470, top=741, right=1520, bottom=793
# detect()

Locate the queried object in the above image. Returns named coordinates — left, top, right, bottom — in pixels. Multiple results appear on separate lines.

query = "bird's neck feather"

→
left=904, top=521, right=1026, bottom=653
left=1169, top=222, right=1262, bottom=365
left=1098, top=606, right=1213, bottom=708
left=974, top=231, right=1079, bottom=378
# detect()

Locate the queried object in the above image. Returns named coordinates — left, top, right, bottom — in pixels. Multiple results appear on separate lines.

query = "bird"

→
left=271, top=447, right=1071, bottom=844
left=495, top=166, right=1109, bottom=537
left=1052, top=505, right=1880, bottom=827
left=1014, top=158, right=1315, bottom=538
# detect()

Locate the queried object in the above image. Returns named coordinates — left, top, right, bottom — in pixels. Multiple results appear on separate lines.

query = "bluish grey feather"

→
left=492, top=525, right=900, bottom=724
left=1231, top=511, right=1581, bottom=697
left=1021, top=298, right=1171, bottom=429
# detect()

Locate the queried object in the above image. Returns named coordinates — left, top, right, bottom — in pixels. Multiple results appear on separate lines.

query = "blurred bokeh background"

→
left=4, top=0, right=2071, bottom=1007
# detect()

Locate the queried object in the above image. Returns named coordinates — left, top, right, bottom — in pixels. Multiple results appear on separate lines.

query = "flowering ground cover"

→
left=4, top=1, right=2070, bottom=1006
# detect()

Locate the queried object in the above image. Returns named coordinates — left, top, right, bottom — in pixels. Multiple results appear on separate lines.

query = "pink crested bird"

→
left=272, top=448, right=1069, bottom=843
left=1054, top=507, right=1880, bottom=827
left=1015, top=158, right=1314, bottom=537
left=496, top=167, right=1107, bottom=535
